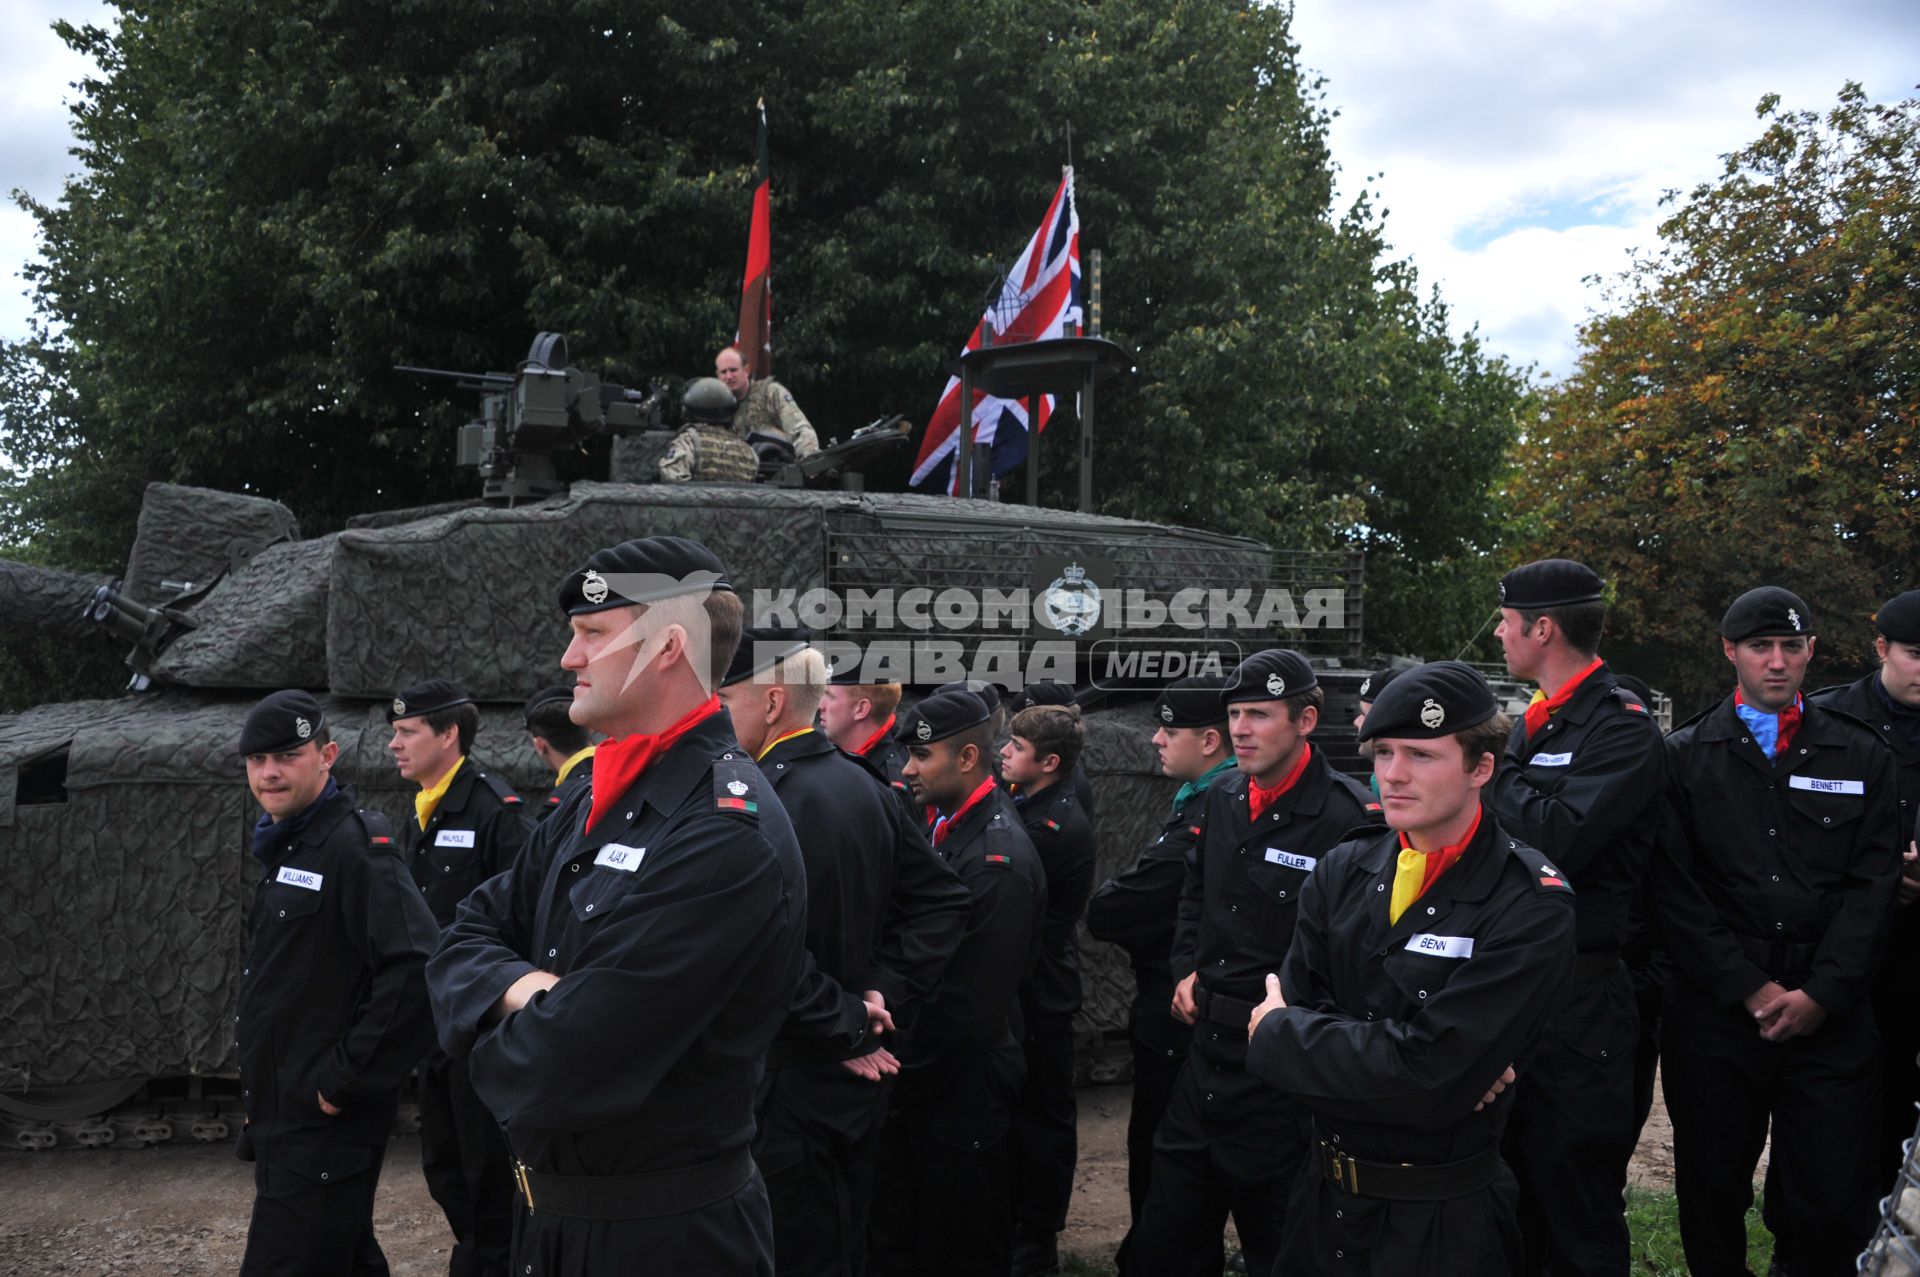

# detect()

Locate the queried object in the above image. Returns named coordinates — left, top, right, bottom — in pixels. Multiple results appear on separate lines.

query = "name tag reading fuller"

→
left=1529, top=751, right=1573, bottom=767
left=1264, top=848, right=1316, bottom=872
left=276, top=866, right=323, bottom=891
left=434, top=829, right=476, bottom=848
left=595, top=843, right=646, bottom=873
left=1789, top=776, right=1864, bottom=796
left=1406, top=933, right=1474, bottom=959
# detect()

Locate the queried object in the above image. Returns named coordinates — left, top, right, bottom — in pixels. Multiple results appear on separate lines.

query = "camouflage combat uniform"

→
left=658, top=421, right=760, bottom=483
left=736, top=379, right=820, bottom=458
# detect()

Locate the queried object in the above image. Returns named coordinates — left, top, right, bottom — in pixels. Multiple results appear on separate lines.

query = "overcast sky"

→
left=1, top=1, right=1915, bottom=380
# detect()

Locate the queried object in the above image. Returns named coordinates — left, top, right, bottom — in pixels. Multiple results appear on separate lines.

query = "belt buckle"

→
left=1322, top=1141, right=1360, bottom=1194
left=514, top=1160, right=536, bottom=1212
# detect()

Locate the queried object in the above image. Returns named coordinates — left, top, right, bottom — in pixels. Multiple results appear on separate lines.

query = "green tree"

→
left=1512, top=85, right=1920, bottom=713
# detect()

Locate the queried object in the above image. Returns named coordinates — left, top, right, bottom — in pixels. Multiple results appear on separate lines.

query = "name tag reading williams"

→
left=594, top=843, right=646, bottom=873
left=275, top=866, right=323, bottom=891
left=1264, top=849, right=1316, bottom=872
left=1406, top=933, right=1474, bottom=959
left=1529, top=751, right=1573, bottom=767
left=1789, top=776, right=1864, bottom=796
left=434, top=829, right=476, bottom=848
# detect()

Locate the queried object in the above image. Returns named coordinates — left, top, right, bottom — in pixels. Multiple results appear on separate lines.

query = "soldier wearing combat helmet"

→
left=658, top=376, right=761, bottom=483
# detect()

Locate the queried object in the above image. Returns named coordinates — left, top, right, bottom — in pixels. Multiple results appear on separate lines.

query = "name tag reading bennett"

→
left=1789, top=776, right=1864, bottom=796
left=1529, top=751, right=1573, bottom=768
left=276, top=866, right=323, bottom=891
left=1406, top=933, right=1474, bottom=959
left=594, top=843, right=646, bottom=873
left=1264, top=849, right=1317, bottom=872
left=434, top=829, right=476, bottom=849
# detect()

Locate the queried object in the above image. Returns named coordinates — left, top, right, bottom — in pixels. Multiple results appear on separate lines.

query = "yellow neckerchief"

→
left=415, top=755, right=465, bottom=830
left=555, top=744, right=596, bottom=785
left=1388, top=805, right=1483, bottom=925
left=757, top=725, right=814, bottom=762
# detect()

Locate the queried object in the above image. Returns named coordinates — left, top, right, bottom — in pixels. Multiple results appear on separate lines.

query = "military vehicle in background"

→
left=0, top=334, right=1374, bottom=1149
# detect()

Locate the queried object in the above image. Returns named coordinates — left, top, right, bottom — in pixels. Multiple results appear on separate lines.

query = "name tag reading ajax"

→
left=1789, top=776, right=1864, bottom=796
left=1264, top=848, right=1316, bottom=872
left=276, top=866, right=323, bottom=891
left=1529, top=751, right=1573, bottom=767
left=1406, top=933, right=1474, bottom=959
left=434, top=829, right=476, bottom=849
left=595, top=843, right=646, bottom=873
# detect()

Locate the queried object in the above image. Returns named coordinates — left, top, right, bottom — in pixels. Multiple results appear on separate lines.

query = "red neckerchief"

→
left=1734, top=687, right=1804, bottom=755
left=1248, top=743, right=1313, bottom=822
left=931, top=775, right=998, bottom=847
left=1401, top=802, right=1484, bottom=898
left=1524, top=656, right=1605, bottom=739
left=586, top=695, right=722, bottom=832
left=855, top=714, right=899, bottom=759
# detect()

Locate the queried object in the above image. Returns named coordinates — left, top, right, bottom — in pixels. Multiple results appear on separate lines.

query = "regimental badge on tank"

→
left=1040, top=563, right=1103, bottom=637
left=391, top=698, right=407, bottom=717
left=582, top=570, right=610, bottom=606
left=294, top=716, right=312, bottom=740
left=1420, top=697, right=1445, bottom=729
left=1788, top=607, right=1802, bottom=631
left=1266, top=673, right=1286, bottom=697
left=726, top=780, right=748, bottom=797
left=1160, top=703, right=1175, bottom=723
left=915, top=719, right=933, bottom=743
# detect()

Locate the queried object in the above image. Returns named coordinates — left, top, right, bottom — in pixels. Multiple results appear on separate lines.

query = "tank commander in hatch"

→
left=715, top=343, right=819, bottom=459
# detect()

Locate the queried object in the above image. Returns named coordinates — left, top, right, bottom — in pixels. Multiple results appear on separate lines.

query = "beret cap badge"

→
left=582, top=570, right=610, bottom=606
left=1160, top=703, right=1175, bottom=723
left=1420, top=698, right=1445, bottom=730
left=1266, top=673, right=1285, bottom=696
left=294, top=716, right=312, bottom=740
left=391, top=698, right=406, bottom=717
left=915, top=719, right=933, bottom=742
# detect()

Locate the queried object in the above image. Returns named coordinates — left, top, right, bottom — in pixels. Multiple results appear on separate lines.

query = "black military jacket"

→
left=1088, top=785, right=1209, bottom=1035
left=1071, top=763, right=1098, bottom=826
left=536, top=751, right=595, bottom=823
left=409, top=758, right=532, bottom=926
left=1811, top=674, right=1920, bottom=824
left=761, top=730, right=968, bottom=1066
left=1172, top=747, right=1380, bottom=1004
left=1656, top=693, right=1901, bottom=1014
left=1247, top=814, right=1576, bottom=1165
left=1489, top=663, right=1665, bottom=953
left=863, top=732, right=911, bottom=792
left=1015, top=779, right=1098, bottom=1017
left=427, top=711, right=808, bottom=1177
left=238, top=786, right=440, bottom=1144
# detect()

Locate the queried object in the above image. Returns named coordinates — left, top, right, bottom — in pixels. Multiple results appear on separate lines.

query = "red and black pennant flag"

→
left=735, top=98, right=773, bottom=379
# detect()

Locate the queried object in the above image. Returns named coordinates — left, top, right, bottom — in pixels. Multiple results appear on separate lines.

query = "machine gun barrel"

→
left=393, top=364, right=515, bottom=392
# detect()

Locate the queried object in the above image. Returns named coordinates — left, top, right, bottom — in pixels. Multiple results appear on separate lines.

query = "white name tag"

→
left=1529, top=751, right=1573, bottom=767
left=1789, top=776, right=1864, bottom=795
left=1406, top=933, right=1474, bottom=959
left=594, top=843, right=646, bottom=873
left=276, top=866, right=323, bottom=891
left=1264, top=848, right=1316, bottom=872
left=434, top=829, right=476, bottom=848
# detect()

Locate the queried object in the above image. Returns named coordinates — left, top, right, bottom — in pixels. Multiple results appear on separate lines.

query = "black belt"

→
left=1196, top=986, right=1260, bottom=1031
left=512, top=1149, right=753, bottom=1220
left=1315, top=1135, right=1503, bottom=1201
left=1572, top=950, right=1623, bottom=981
left=1734, top=934, right=1819, bottom=976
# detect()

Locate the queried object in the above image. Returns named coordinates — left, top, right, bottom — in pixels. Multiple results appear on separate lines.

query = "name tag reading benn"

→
left=1406, top=933, right=1474, bottom=959
left=276, top=866, right=323, bottom=891
left=1789, top=776, right=1864, bottom=796
left=1264, top=848, right=1316, bottom=872
left=594, top=843, right=646, bottom=873
left=434, top=829, right=476, bottom=848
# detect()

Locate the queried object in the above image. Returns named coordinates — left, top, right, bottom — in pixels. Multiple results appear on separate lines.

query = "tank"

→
left=0, top=337, right=1369, bottom=1147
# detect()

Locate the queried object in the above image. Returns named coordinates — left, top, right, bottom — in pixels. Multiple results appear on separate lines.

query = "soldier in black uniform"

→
left=426, top=536, right=808, bottom=1276
left=1809, top=587, right=1920, bottom=1180
left=870, top=690, right=1047, bottom=1277
left=1246, top=661, right=1577, bottom=1277
left=387, top=679, right=531, bottom=1277
left=1655, top=586, right=1901, bottom=1276
left=1009, top=680, right=1099, bottom=823
left=235, top=690, right=440, bottom=1277
left=817, top=654, right=910, bottom=789
left=999, top=702, right=1098, bottom=1277
left=719, top=626, right=970, bottom=1276
left=522, top=684, right=596, bottom=821
left=1486, top=558, right=1665, bottom=1277
left=1126, top=649, right=1381, bottom=1277
left=1087, top=675, right=1232, bottom=1237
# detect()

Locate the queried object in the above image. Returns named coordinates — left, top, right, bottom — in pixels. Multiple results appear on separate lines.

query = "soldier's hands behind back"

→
left=840, top=1046, right=902, bottom=1082
left=862, top=989, right=895, bottom=1036
left=1473, top=1064, right=1517, bottom=1112
left=1247, top=972, right=1287, bottom=1041
left=1171, top=972, right=1199, bottom=1026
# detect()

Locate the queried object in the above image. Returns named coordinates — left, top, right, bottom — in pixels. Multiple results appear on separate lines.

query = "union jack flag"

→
left=910, top=169, right=1082, bottom=494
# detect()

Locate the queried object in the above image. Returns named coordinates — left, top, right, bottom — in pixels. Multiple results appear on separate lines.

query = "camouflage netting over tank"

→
left=121, top=484, right=301, bottom=606
left=0, top=561, right=112, bottom=643
left=149, top=536, right=336, bottom=689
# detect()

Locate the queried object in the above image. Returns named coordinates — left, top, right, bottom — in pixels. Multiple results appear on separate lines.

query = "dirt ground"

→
left=0, top=1079, right=1698, bottom=1276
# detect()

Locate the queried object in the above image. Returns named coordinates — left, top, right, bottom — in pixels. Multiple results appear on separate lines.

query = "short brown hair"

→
left=1281, top=686, right=1325, bottom=723
left=1010, top=704, right=1085, bottom=774
left=1457, top=712, right=1513, bottom=771
left=852, top=683, right=903, bottom=721
left=424, top=703, right=480, bottom=756
left=706, top=590, right=744, bottom=687
left=1515, top=601, right=1606, bottom=657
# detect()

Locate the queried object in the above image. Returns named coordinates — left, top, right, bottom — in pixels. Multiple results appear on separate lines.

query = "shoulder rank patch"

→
left=1189, top=825, right=1203, bottom=837
left=1535, top=861, right=1573, bottom=892
left=1625, top=702, right=1647, bottom=714
left=357, top=806, right=398, bottom=850
left=504, top=794, right=523, bottom=805
left=984, top=853, right=1012, bottom=868
left=545, top=795, right=562, bottom=808
left=713, top=760, right=761, bottom=815
left=1045, top=819, right=1061, bottom=831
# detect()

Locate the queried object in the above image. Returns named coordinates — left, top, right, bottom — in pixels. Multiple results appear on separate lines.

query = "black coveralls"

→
left=1126, top=750, right=1378, bottom=1277
left=869, top=786, right=1047, bottom=1277
left=535, top=754, right=594, bottom=823
left=1086, top=785, right=1211, bottom=1222
left=1009, top=779, right=1098, bottom=1239
left=1810, top=673, right=1920, bottom=1180
left=1655, top=694, right=1901, bottom=1276
left=237, top=786, right=440, bottom=1277
left=1486, top=666, right=1664, bottom=1277
left=426, top=712, right=808, bottom=1277
left=754, top=731, right=969, bottom=1276
left=1247, top=817, right=1575, bottom=1277
left=409, top=761, right=531, bottom=1277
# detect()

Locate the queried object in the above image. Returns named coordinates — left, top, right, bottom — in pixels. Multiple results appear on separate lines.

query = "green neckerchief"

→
left=1173, top=757, right=1237, bottom=814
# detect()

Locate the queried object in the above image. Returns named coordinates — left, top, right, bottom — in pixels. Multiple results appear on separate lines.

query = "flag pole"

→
left=736, top=99, right=773, bottom=378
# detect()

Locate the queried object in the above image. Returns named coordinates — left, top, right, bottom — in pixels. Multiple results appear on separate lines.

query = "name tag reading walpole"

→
left=434, top=829, right=476, bottom=849
left=1265, top=848, right=1317, bottom=872
left=594, top=843, right=646, bottom=873
left=1529, top=751, right=1574, bottom=767
left=1789, top=776, right=1864, bottom=796
left=1406, top=933, right=1474, bottom=959
left=276, top=866, right=323, bottom=891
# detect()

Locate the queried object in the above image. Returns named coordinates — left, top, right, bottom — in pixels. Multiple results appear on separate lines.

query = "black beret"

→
left=1875, top=590, right=1920, bottom=644
left=1010, top=681, right=1077, bottom=712
left=826, top=642, right=910, bottom=686
left=1223, top=649, right=1317, bottom=704
left=898, top=690, right=992, bottom=746
left=1499, top=559, right=1605, bottom=610
left=1357, top=661, right=1498, bottom=742
left=1721, top=586, right=1814, bottom=642
left=935, top=679, right=1003, bottom=714
left=240, top=689, right=327, bottom=755
left=522, top=683, right=574, bottom=725
left=1357, top=667, right=1402, bottom=704
left=722, top=625, right=814, bottom=688
left=388, top=678, right=474, bottom=723
left=1153, top=674, right=1228, bottom=728
left=556, top=535, right=733, bottom=616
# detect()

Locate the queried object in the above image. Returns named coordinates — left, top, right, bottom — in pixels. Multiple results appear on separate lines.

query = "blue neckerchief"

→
left=1875, top=674, right=1920, bottom=754
left=1173, top=757, right=1237, bottom=814
left=251, top=778, right=339, bottom=864
left=1734, top=696, right=1800, bottom=759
